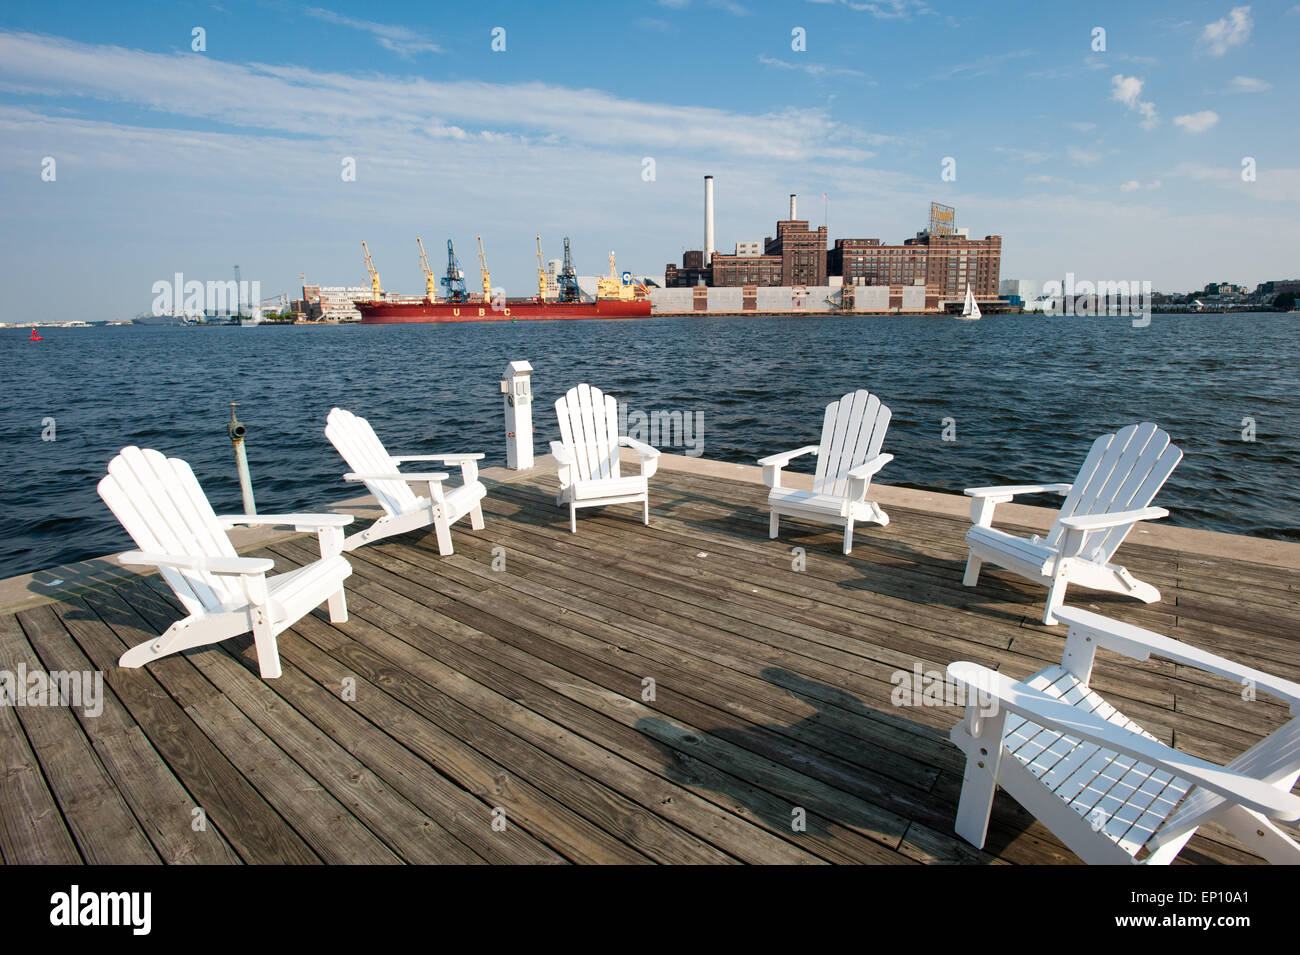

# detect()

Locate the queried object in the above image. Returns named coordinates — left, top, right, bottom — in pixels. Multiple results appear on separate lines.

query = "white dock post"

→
left=501, top=360, right=534, bottom=470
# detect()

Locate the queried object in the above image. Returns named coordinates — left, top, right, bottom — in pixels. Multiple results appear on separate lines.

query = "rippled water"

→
left=1, top=313, right=1296, bottom=579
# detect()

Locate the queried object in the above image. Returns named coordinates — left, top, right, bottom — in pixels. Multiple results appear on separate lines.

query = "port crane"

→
left=536, top=235, right=548, bottom=302
left=361, top=241, right=383, bottom=301
left=558, top=237, right=579, bottom=303
left=439, top=240, right=468, bottom=302
left=416, top=236, right=438, bottom=302
left=475, top=235, right=493, bottom=304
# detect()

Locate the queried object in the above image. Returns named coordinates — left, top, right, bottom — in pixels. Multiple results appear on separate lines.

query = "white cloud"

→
left=816, top=0, right=937, bottom=19
left=929, top=49, right=1033, bottom=81
left=0, top=32, right=889, bottom=162
left=1199, top=6, right=1252, bottom=56
left=1067, top=146, right=1101, bottom=164
left=1110, top=74, right=1158, bottom=128
left=304, top=7, right=442, bottom=56
left=1173, top=110, right=1220, bottom=133
left=1172, top=161, right=1300, bottom=201
left=757, top=54, right=871, bottom=80
left=1228, top=75, right=1270, bottom=92
left=994, top=146, right=1051, bottom=163
left=1120, top=180, right=1141, bottom=191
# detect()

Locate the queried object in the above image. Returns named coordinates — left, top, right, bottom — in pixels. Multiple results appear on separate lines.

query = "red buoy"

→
left=28, top=328, right=43, bottom=341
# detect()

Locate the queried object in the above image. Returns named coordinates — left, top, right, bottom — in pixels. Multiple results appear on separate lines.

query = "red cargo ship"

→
left=355, top=237, right=653, bottom=324
left=357, top=297, right=651, bottom=324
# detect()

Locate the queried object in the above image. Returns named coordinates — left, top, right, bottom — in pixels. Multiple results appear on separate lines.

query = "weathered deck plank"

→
left=1, top=465, right=1295, bottom=864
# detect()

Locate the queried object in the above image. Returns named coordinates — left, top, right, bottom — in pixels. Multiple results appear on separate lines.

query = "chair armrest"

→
left=549, top=441, right=575, bottom=466
left=118, top=551, right=275, bottom=575
left=757, top=445, right=819, bottom=468
left=847, top=453, right=894, bottom=480
left=344, top=471, right=449, bottom=483
left=618, top=435, right=660, bottom=459
left=964, top=483, right=1072, bottom=501
left=948, top=661, right=1300, bottom=820
left=393, top=453, right=485, bottom=463
left=965, top=483, right=1072, bottom=527
left=218, top=513, right=354, bottom=531
left=1055, top=608, right=1300, bottom=711
left=1057, top=507, right=1168, bottom=532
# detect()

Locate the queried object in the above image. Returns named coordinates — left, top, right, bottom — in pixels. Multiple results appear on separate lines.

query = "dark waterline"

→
left=1, top=313, right=1296, bottom=580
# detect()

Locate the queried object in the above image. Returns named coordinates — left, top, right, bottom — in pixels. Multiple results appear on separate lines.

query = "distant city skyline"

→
left=1, top=1, right=1297, bottom=322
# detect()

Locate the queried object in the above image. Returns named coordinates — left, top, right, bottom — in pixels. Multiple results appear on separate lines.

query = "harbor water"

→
left=1, top=312, right=1296, bottom=580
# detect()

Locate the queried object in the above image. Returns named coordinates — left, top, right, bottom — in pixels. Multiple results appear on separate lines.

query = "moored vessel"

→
left=355, top=236, right=652, bottom=324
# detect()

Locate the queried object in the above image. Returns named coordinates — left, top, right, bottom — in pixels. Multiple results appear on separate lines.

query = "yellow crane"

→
left=416, top=236, right=437, bottom=302
left=536, top=235, right=548, bottom=302
left=476, top=234, right=492, bottom=304
left=361, top=241, right=382, bottom=301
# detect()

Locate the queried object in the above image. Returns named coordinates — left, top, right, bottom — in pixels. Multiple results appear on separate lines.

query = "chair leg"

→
left=251, top=608, right=282, bottom=680
left=642, top=496, right=649, bottom=525
left=434, top=519, right=454, bottom=555
left=570, top=503, right=577, bottom=534
left=842, top=518, right=855, bottom=555
left=953, top=754, right=998, bottom=850
left=769, top=510, right=779, bottom=540
left=963, top=553, right=982, bottom=587
left=327, top=588, right=348, bottom=623
left=469, top=504, right=485, bottom=531
left=1043, top=573, right=1069, bottom=625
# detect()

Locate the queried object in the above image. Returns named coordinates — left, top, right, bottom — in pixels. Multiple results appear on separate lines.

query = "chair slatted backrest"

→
left=326, top=408, right=420, bottom=517
left=1045, top=422, right=1182, bottom=563
left=555, top=384, right=621, bottom=482
left=1149, top=717, right=1300, bottom=853
left=811, top=390, right=891, bottom=498
left=97, top=447, right=241, bottom=615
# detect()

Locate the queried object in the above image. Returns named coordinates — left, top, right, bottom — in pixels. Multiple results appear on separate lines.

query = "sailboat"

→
left=959, top=283, right=981, bottom=321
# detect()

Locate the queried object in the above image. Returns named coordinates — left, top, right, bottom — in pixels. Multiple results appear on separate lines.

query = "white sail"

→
left=960, top=284, right=981, bottom=320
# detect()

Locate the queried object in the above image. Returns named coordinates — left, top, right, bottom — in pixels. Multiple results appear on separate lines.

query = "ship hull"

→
left=357, top=299, right=652, bottom=324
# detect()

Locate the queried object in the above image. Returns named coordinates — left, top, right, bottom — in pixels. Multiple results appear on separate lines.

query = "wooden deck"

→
left=1, top=462, right=1297, bottom=864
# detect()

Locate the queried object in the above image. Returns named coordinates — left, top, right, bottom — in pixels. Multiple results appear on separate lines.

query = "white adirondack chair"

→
left=963, top=421, right=1181, bottom=625
left=325, top=408, right=486, bottom=555
left=551, top=383, right=660, bottom=533
left=948, top=607, right=1300, bottom=864
left=758, top=389, right=893, bottom=555
left=98, top=446, right=354, bottom=679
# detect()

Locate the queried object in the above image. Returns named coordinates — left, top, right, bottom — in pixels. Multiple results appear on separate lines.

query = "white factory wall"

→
left=855, top=286, right=890, bottom=312
left=650, top=288, right=695, bottom=312
left=755, top=287, right=796, bottom=311
left=901, top=285, right=926, bottom=310
left=707, top=287, right=742, bottom=311
left=999, top=278, right=1039, bottom=300
left=801, top=287, right=837, bottom=311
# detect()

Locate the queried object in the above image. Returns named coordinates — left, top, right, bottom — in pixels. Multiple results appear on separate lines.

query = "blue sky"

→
left=1, top=0, right=1297, bottom=320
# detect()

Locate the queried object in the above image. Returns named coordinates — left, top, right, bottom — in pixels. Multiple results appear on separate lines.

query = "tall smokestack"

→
left=789, top=194, right=797, bottom=219
left=704, top=176, right=715, bottom=266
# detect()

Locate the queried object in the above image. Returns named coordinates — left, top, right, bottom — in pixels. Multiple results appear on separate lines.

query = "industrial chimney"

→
left=704, top=176, right=715, bottom=266
left=789, top=194, right=797, bottom=220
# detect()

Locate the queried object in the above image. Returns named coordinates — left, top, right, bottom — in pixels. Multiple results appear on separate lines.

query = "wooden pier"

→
left=0, top=455, right=1296, bottom=864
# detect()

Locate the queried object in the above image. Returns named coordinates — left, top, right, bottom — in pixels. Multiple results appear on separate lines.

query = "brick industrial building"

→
left=666, top=183, right=1001, bottom=302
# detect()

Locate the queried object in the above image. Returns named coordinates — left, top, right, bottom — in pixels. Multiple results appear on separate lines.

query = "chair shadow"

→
left=634, top=666, right=1018, bottom=861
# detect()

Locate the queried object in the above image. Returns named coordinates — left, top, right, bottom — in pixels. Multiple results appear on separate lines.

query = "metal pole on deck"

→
left=228, top=402, right=257, bottom=514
